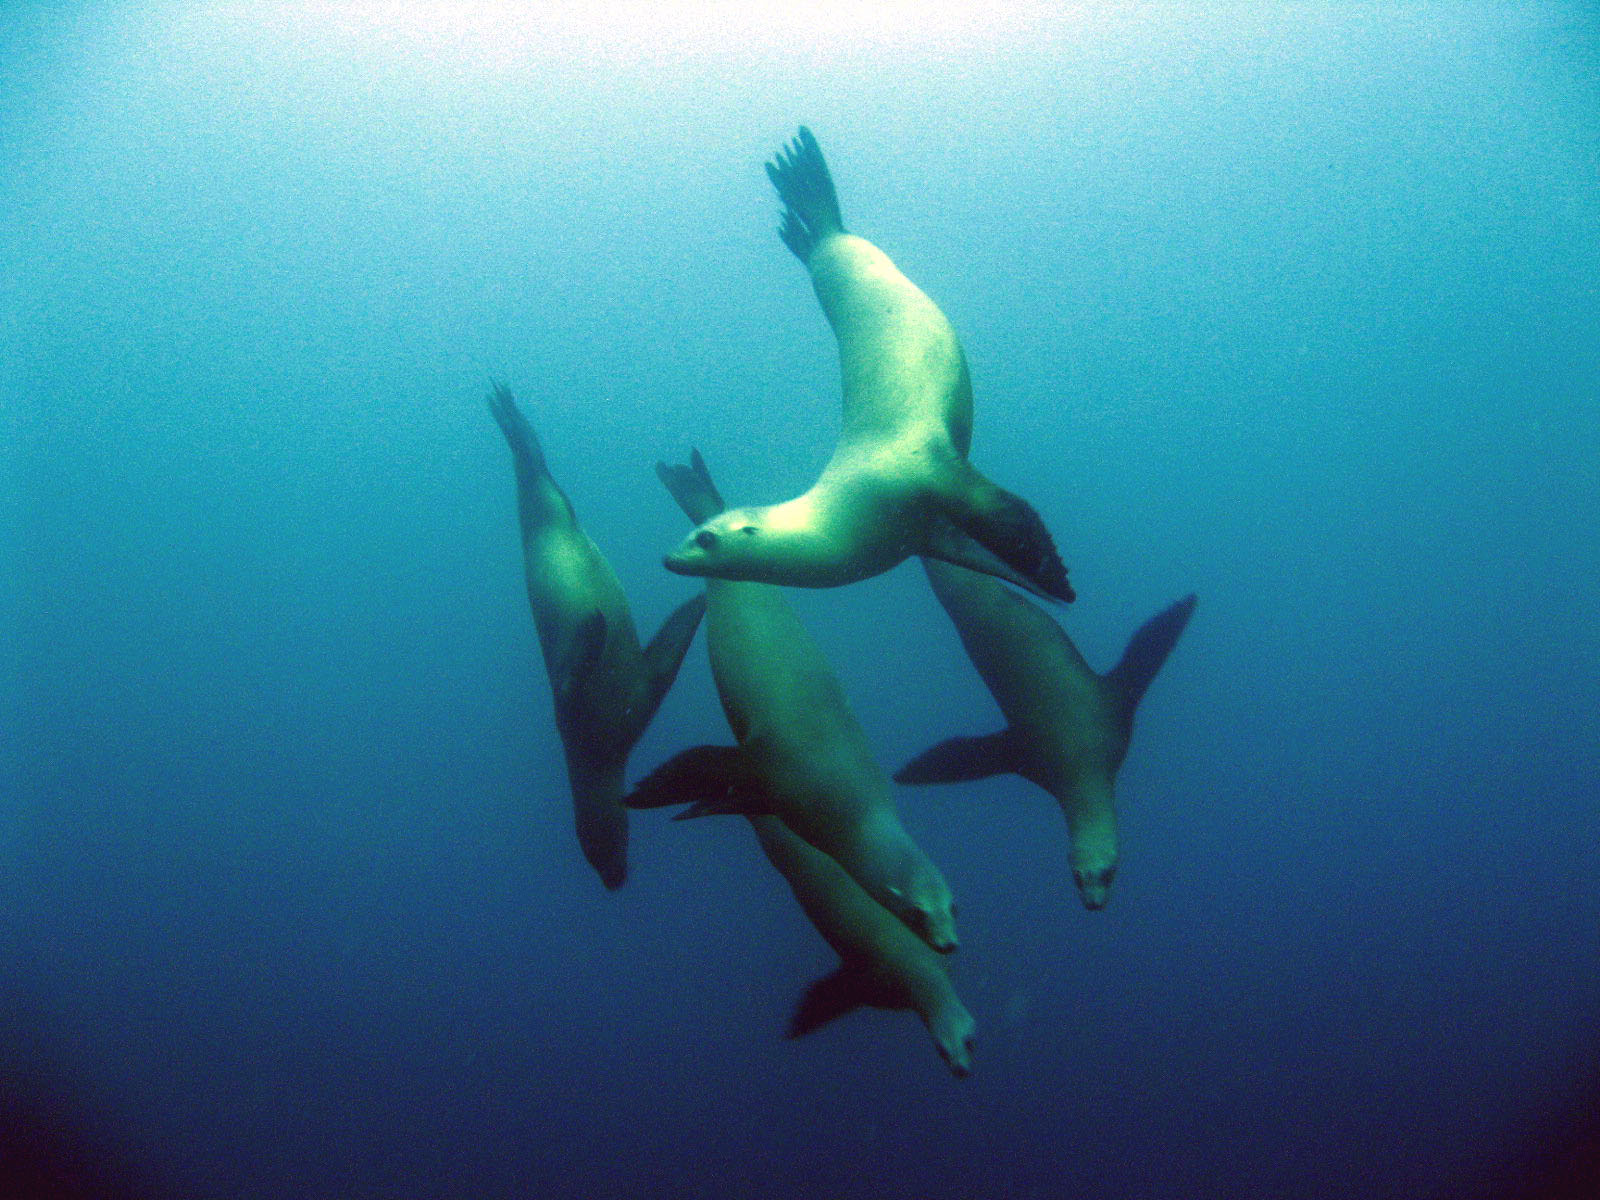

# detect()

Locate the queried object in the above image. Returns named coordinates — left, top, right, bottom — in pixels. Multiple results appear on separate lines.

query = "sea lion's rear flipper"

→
left=622, top=744, right=768, bottom=818
left=487, top=383, right=549, bottom=476
left=1106, top=594, right=1197, bottom=733
left=787, top=966, right=879, bottom=1038
left=626, top=594, right=708, bottom=743
left=656, top=448, right=727, bottom=524
left=921, top=520, right=1061, bottom=604
left=895, top=729, right=1025, bottom=786
left=488, top=383, right=577, bottom=530
left=765, top=125, right=846, bottom=264
left=935, top=462, right=1074, bottom=603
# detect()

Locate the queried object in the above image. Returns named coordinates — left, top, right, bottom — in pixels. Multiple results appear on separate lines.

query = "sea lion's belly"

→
left=748, top=711, right=879, bottom=829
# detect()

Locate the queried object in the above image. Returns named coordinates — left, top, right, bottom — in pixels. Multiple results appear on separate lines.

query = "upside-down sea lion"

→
left=489, top=385, right=704, bottom=889
left=897, top=559, right=1195, bottom=910
left=663, top=127, right=1073, bottom=604
left=627, top=450, right=959, bottom=954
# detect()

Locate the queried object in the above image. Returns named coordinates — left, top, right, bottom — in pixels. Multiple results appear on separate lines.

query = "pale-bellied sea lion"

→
left=663, top=127, right=1073, bottom=604
left=897, top=558, right=1195, bottom=910
left=628, top=450, right=959, bottom=953
left=489, top=385, right=705, bottom=889
left=750, top=814, right=975, bottom=1076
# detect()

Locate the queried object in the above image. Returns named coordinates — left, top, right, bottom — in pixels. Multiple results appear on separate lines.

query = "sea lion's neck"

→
left=754, top=490, right=878, bottom=587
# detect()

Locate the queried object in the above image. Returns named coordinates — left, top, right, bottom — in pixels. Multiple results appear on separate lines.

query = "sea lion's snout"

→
left=913, top=903, right=960, bottom=954
left=663, top=537, right=701, bottom=576
left=932, top=1009, right=977, bottom=1078
left=665, top=523, right=727, bottom=576
left=943, top=1043, right=973, bottom=1078
left=1073, top=865, right=1116, bottom=911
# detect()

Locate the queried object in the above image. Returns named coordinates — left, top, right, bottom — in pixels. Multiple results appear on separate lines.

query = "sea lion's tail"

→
left=765, top=126, right=845, bottom=263
left=655, top=449, right=726, bottom=525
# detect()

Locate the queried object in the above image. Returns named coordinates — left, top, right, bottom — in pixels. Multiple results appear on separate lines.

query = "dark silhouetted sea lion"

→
left=663, top=127, right=1073, bottom=604
left=629, top=450, right=959, bottom=953
left=898, top=559, right=1195, bottom=909
left=489, top=385, right=704, bottom=889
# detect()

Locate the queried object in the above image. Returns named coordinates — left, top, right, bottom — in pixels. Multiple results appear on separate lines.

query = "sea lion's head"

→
left=1071, top=862, right=1117, bottom=911
left=1068, top=804, right=1119, bottom=911
left=905, top=892, right=960, bottom=955
left=927, top=1003, right=976, bottom=1078
left=886, top=870, right=960, bottom=955
left=663, top=508, right=771, bottom=580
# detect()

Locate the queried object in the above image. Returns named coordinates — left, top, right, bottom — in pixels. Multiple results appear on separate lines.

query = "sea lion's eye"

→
left=695, top=530, right=717, bottom=550
left=739, top=526, right=758, bottom=535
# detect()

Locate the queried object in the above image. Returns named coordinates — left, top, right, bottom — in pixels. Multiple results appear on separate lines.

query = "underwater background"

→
left=4, top=3, right=1598, bottom=1197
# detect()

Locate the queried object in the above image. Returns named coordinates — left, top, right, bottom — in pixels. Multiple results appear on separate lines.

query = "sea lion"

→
left=489, top=385, right=705, bottom=889
left=897, top=558, right=1195, bottom=910
left=663, top=126, right=1073, bottom=604
left=628, top=450, right=959, bottom=953
left=750, top=814, right=975, bottom=1076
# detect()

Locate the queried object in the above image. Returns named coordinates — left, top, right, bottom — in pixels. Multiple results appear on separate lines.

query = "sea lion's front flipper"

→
left=622, top=744, right=768, bottom=817
left=935, top=462, right=1074, bottom=603
left=787, top=966, right=881, bottom=1038
left=627, top=593, right=708, bottom=743
left=895, top=729, right=1026, bottom=786
left=921, top=520, right=1060, bottom=603
left=1106, top=593, right=1197, bottom=732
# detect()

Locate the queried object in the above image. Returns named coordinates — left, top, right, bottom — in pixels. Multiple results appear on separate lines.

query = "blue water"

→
left=5, top=5, right=1598, bottom=1198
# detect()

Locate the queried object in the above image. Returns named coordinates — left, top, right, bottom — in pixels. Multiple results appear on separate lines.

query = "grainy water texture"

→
left=4, top=4, right=1598, bottom=1198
